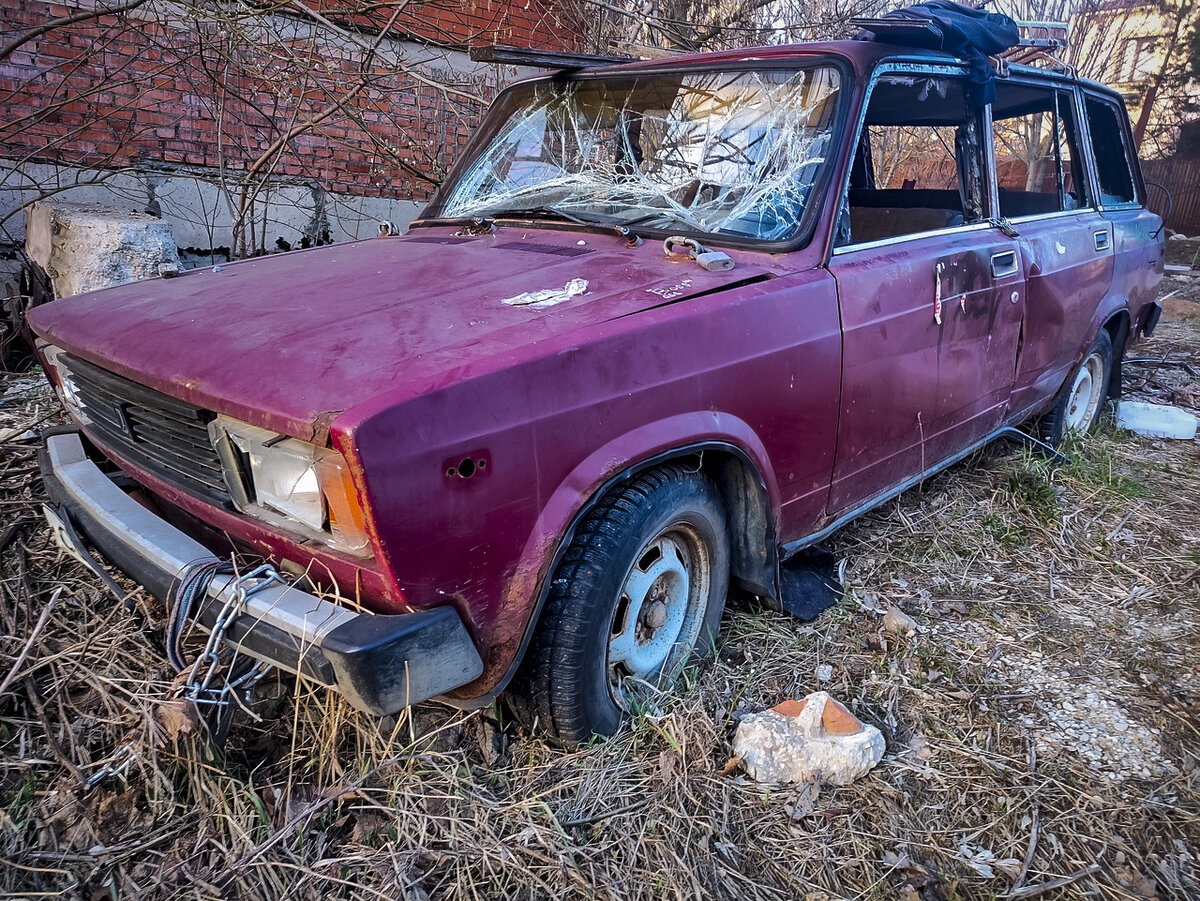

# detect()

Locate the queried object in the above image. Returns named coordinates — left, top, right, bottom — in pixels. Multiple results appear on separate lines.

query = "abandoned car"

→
left=30, top=34, right=1163, bottom=742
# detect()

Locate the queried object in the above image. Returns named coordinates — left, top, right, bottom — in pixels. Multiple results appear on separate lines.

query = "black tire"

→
left=512, top=465, right=730, bottom=744
left=1037, top=329, right=1113, bottom=447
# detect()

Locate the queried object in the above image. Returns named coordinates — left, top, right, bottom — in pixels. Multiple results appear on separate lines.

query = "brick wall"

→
left=0, top=0, right=585, bottom=203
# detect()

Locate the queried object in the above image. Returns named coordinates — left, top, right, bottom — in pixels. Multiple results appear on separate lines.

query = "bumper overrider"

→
left=38, top=431, right=483, bottom=715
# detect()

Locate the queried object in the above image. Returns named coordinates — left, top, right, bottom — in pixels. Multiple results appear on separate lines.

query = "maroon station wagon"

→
left=30, top=39, right=1164, bottom=743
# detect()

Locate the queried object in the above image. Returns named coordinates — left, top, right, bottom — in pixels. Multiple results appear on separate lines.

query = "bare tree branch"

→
left=0, top=0, right=151, bottom=60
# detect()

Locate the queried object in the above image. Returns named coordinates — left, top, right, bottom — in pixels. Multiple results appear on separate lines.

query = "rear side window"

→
left=992, top=84, right=1089, bottom=218
left=1083, top=95, right=1138, bottom=206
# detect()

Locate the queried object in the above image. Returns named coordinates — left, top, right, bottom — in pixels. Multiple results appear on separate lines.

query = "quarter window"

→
left=1083, top=95, right=1138, bottom=206
left=992, top=84, right=1089, bottom=218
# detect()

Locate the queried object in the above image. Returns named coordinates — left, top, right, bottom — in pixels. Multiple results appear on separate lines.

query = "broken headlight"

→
left=40, top=344, right=92, bottom=425
left=211, top=416, right=371, bottom=557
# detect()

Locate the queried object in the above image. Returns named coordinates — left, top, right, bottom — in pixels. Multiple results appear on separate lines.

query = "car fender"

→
left=447, top=410, right=780, bottom=705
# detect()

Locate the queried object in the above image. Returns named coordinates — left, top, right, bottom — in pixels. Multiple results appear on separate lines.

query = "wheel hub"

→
left=1064, top=351, right=1105, bottom=433
left=607, top=527, right=710, bottom=703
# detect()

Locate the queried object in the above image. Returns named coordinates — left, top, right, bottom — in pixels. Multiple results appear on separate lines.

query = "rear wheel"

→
left=1038, top=330, right=1113, bottom=447
left=513, top=465, right=730, bottom=744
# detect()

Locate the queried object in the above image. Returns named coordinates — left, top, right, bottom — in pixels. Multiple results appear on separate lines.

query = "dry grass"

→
left=2, top=318, right=1199, bottom=901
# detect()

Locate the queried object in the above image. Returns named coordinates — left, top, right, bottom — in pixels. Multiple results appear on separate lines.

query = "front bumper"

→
left=39, top=431, right=483, bottom=715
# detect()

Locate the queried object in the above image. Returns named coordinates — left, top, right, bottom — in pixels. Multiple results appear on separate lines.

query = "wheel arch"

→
left=450, top=413, right=781, bottom=707
left=1100, top=307, right=1131, bottom=400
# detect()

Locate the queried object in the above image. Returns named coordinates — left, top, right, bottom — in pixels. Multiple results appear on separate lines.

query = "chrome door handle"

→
left=991, top=250, right=1018, bottom=278
left=1094, top=230, right=1110, bottom=251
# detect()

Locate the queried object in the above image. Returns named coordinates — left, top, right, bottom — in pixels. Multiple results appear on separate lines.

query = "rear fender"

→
left=1085, top=292, right=1131, bottom=399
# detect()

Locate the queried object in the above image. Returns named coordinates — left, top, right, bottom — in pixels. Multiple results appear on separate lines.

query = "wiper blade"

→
left=491, top=204, right=585, bottom=224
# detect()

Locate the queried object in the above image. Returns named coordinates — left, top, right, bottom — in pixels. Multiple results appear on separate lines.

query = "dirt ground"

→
left=1, top=304, right=1198, bottom=899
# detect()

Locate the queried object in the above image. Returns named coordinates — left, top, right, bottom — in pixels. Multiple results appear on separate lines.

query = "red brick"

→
left=1, top=0, right=577, bottom=193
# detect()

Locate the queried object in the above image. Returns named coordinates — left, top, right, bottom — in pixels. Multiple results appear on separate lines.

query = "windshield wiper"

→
left=490, top=206, right=643, bottom=247
left=491, top=204, right=584, bottom=224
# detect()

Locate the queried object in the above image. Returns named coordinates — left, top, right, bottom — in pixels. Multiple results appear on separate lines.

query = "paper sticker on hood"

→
left=502, top=277, right=589, bottom=308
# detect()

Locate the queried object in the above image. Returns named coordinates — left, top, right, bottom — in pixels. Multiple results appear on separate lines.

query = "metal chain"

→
left=182, top=563, right=283, bottom=708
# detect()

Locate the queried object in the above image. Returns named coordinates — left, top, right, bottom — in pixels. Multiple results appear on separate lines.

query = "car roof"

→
left=577, top=39, right=1127, bottom=105
left=584, top=39, right=954, bottom=76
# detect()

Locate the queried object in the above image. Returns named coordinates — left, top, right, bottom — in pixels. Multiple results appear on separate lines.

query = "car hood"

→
left=28, top=230, right=776, bottom=441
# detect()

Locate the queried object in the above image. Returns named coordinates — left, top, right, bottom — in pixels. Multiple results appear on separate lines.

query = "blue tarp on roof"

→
left=860, top=1, right=1020, bottom=105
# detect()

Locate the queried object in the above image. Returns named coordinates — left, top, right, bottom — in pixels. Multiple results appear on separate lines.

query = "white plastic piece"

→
left=1115, top=401, right=1198, bottom=439
left=733, top=691, right=886, bottom=785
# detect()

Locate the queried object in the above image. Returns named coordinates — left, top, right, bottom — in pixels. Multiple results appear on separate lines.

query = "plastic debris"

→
left=502, top=278, right=589, bottom=308
left=1115, top=401, right=1198, bottom=439
left=732, top=691, right=885, bottom=784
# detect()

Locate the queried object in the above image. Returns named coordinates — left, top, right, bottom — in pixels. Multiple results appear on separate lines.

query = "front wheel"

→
left=513, top=465, right=730, bottom=744
left=1038, top=330, right=1114, bottom=447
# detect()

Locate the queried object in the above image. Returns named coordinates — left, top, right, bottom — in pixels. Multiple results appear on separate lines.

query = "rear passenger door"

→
left=1080, top=92, right=1162, bottom=336
left=827, top=69, right=1025, bottom=516
left=992, top=80, right=1114, bottom=415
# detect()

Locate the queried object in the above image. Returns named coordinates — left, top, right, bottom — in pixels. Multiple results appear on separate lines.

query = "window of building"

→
left=1121, top=36, right=1158, bottom=82
left=1083, top=95, right=1138, bottom=206
left=992, top=84, right=1089, bottom=218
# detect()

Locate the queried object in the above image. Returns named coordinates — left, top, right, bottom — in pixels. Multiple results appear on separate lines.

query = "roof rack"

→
left=851, top=14, right=1075, bottom=75
left=848, top=16, right=945, bottom=46
left=997, top=19, right=1074, bottom=74
left=469, top=45, right=633, bottom=71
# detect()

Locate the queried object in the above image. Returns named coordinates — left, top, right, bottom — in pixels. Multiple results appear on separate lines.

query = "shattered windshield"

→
left=431, top=66, right=843, bottom=243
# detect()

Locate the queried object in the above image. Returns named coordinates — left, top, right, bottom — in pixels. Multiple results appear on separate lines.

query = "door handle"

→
left=991, top=250, right=1018, bottom=278
left=1094, top=230, right=1110, bottom=251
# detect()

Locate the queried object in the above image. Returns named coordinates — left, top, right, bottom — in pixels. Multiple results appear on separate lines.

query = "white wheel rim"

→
left=607, top=525, right=710, bottom=704
left=1064, top=352, right=1105, bottom=433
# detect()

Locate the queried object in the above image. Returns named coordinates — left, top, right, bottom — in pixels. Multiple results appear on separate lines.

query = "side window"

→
left=838, top=75, right=985, bottom=247
left=992, top=85, right=1089, bottom=218
left=1083, top=95, right=1138, bottom=206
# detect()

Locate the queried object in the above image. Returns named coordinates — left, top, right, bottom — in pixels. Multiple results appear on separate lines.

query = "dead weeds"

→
left=2, top=320, right=1198, bottom=900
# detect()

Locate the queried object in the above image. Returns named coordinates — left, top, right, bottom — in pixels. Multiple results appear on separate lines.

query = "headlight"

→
left=212, top=416, right=371, bottom=556
left=40, top=345, right=91, bottom=425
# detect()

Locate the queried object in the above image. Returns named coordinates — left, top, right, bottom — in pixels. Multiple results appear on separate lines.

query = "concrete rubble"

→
left=25, top=201, right=181, bottom=299
left=883, top=605, right=920, bottom=635
left=733, top=691, right=886, bottom=784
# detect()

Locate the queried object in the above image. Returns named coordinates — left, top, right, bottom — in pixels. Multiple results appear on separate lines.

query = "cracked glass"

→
left=431, top=66, right=843, bottom=243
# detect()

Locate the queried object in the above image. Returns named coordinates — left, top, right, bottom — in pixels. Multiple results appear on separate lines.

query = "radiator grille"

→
left=60, top=355, right=232, bottom=507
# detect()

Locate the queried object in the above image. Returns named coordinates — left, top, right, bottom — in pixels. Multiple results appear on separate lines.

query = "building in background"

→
left=1070, top=0, right=1199, bottom=232
left=0, top=0, right=586, bottom=275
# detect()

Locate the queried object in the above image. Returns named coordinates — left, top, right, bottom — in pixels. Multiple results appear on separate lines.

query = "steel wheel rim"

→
left=1064, top=352, right=1105, bottom=433
left=606, top=523, right=710, bottom=705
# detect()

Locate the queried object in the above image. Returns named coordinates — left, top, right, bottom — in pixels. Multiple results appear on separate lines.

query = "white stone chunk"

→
left=733, top=691, right=886, bottom=785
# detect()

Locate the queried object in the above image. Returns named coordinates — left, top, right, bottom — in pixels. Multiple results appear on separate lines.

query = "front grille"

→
left=61, top=355, right=232, bottom=508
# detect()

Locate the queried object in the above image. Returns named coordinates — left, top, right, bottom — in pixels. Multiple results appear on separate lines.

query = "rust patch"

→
left=449, top=532, right=561, bottom=699
left=310, top=409, right=342, bottom=446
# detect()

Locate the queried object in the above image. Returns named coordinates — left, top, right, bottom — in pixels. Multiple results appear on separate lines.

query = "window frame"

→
left=989, top=77, right=1093, bottom=224
left=1078, top=89, right=1144, bottom=211
left=831, top=61, right=992, bottom=256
